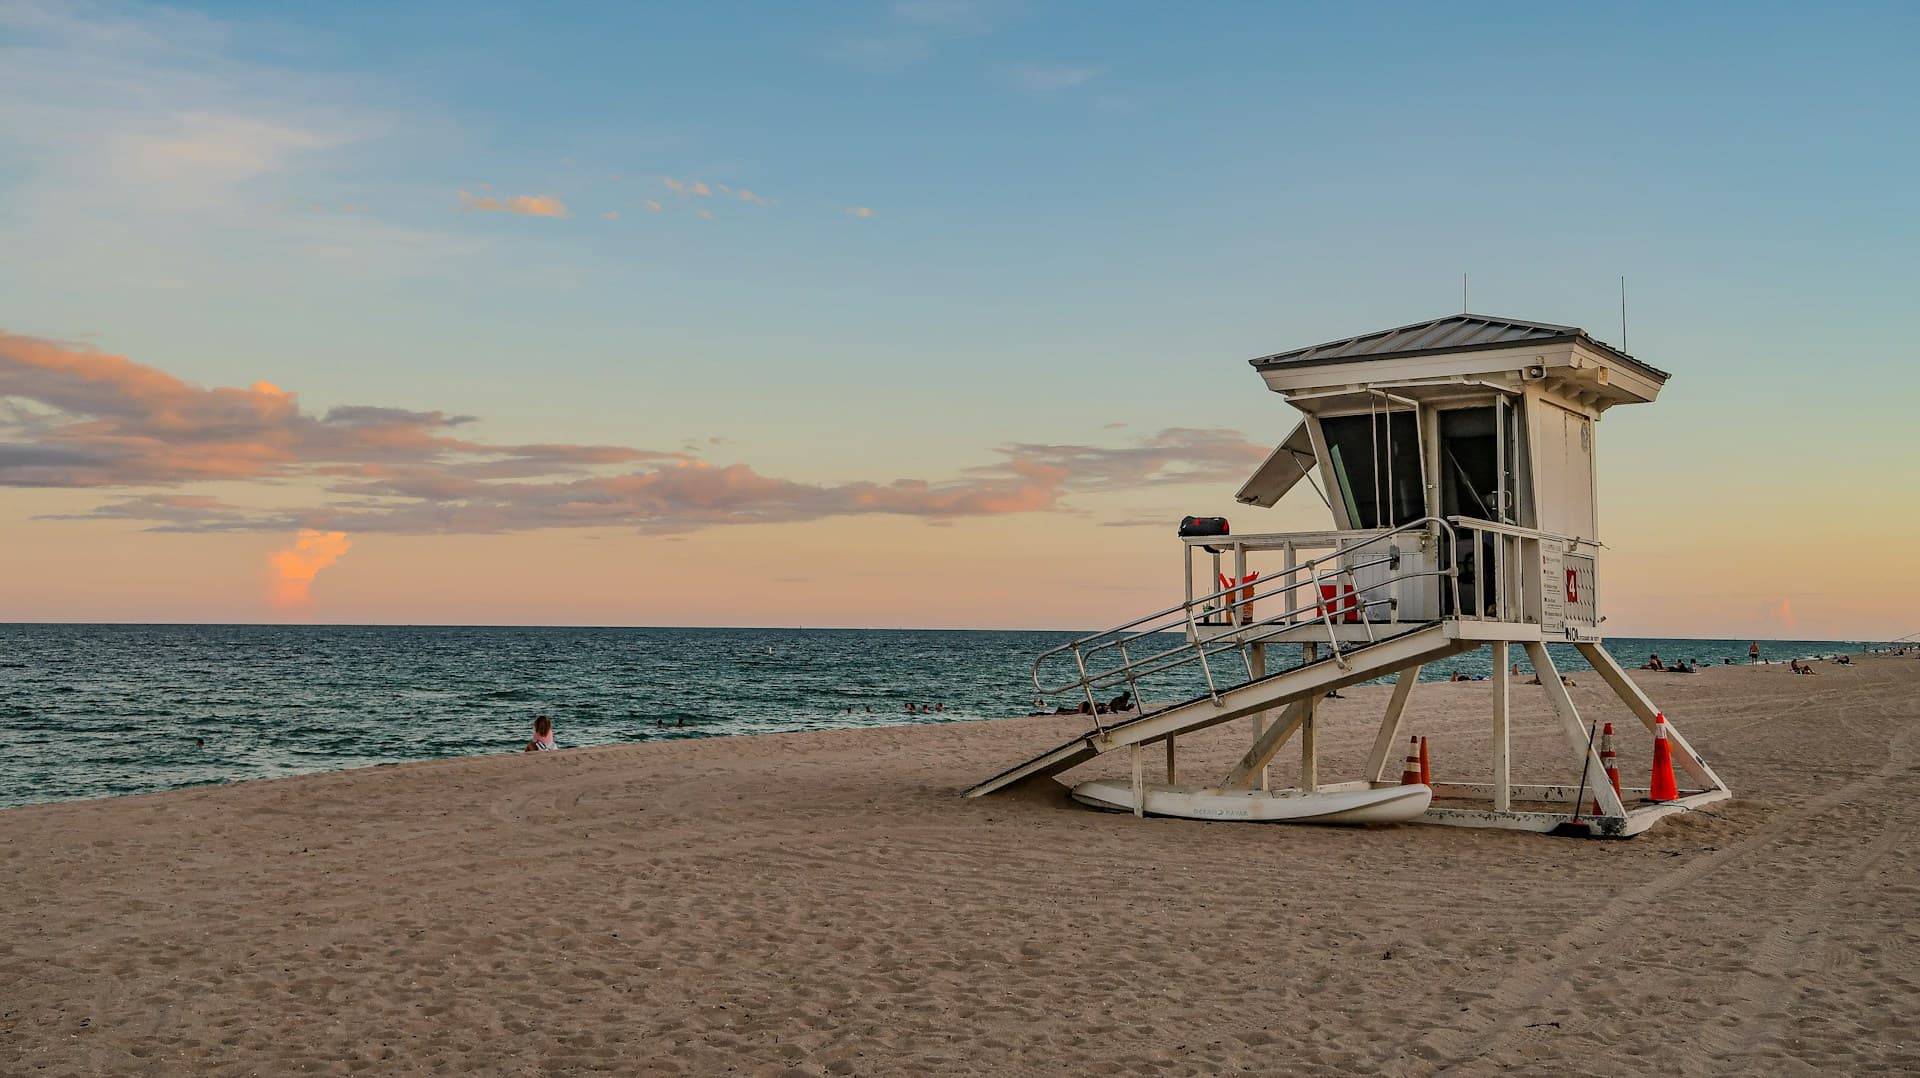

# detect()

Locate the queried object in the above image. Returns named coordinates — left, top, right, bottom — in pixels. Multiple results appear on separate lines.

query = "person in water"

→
left=524, top=715, right=556, bottom=752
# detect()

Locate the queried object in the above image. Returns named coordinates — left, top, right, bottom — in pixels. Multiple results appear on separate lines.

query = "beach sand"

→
left=5, top=653, right=1918, bottom=1075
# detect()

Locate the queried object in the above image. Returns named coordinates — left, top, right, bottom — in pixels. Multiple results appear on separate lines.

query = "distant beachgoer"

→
left=676, top=717, right=689, bottom=727
left=935, top=703, right=945, bottom=713
left=1644, top=654, right=1665, bottom=671
left=1078, top=700, right=1093, bottom=715
left=1749, top=642, right=1761, bottom=661
left=864, top=705, right=872, bottom=713
left=194, top=737, right=204, bottom=748
left=1450, top=672, right=1470, bottom=682
left=524, top=715, right=556, bottom=752
left=1108, top=690, right=1135, bottom=712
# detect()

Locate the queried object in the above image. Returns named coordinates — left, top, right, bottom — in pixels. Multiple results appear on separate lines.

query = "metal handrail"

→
left=1039, top=562, right=1453, bottom=699
left=1032, top=517, right=1462, bottom=703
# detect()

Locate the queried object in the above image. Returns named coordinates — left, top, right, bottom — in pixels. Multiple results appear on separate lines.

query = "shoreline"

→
left=1, top=631, right=1881, bottom=813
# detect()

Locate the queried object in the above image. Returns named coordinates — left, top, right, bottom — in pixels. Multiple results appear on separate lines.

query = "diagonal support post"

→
left=1575, top=642, right=1727, bottom=792
left=1363, top=666, right=1422, bottom=783
left=1222, top=699, right=1311, bottom=789
left=1523, top=642, right=1627, bottom=818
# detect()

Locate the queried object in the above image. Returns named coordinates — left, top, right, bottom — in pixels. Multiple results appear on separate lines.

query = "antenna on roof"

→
left=1462, top=272, right=1468, bottom=313
left=1619, top=276, right=1628, bottom=351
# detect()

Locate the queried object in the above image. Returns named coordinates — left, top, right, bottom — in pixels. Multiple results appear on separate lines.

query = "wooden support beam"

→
left=1574, top=642, right=1726, bottom=791
left=1165, top=736, right=1177, bottom=785
left=1363, top=666, right=1422, bottom=782
left=1491, top=641, right=1510, bottom=812
left=1248, top=642, right=1269, bottom=791
left=1221, top=700, right=1310, bottom=789
left=1131, top=744, right=1145, bottom=818
left=1301, top=642, right=1319, bottom=791
left=1522, top=642, right=1628, bottom=819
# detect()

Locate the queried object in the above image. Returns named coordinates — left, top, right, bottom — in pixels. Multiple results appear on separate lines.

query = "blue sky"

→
left=2, top=0, right=1916, bottom=633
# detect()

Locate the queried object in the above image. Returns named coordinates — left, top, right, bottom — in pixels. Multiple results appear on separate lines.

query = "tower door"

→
left=1437, top=403, right=1522, bottom=616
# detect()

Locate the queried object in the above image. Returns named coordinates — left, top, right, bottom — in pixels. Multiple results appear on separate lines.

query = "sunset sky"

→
left=3, top=1, right=1915, bottom=639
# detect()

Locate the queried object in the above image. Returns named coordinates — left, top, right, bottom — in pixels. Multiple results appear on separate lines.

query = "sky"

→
left=2, top=0, right=1915, bottom=639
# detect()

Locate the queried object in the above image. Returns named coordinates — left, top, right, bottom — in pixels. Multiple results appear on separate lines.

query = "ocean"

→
left=0, top=624, right=1868, bottom=809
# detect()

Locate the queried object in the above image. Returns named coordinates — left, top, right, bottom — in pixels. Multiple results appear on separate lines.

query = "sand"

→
left=4, top=653, right=1918, bottom=1076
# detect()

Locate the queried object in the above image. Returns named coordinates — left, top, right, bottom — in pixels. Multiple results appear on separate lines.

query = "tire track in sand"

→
left=1416, top=715, right=1917, bottom=1074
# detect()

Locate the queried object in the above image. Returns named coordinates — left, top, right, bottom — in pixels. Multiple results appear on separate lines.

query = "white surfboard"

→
left=1071, top=779, right=1431, bottom=825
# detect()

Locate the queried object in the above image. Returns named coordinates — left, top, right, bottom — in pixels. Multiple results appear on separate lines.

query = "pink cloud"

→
left=457, top=191, right=570, bottom=218
left=3, top=330, right=1267, bottom=537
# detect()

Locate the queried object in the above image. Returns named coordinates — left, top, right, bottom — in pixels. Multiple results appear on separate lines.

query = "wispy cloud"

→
left=457, top=191, right=570, bottom=218
left=643, top=199, right=662, bottom=212
left=3, top=331, right=1267, bottom=537
left=892, top=0, right=991, bottom=33
left=826, top=0, right=989, bottom=68
left=1008, top=64, right=1097, bottom=92
left=845, top=206, right=876, bottom=218
left=662, top=177, right=712, bottom=196
left=603, top=210, right=619, bottom=221
left=0, top=1, right=468, bottom=280
left=737, top=188, right=771, bottom=206
left=696, top=209, right=714, bottom=220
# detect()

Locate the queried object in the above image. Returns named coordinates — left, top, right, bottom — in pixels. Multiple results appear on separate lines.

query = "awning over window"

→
left=1234, top=420, right=1317, bottom=507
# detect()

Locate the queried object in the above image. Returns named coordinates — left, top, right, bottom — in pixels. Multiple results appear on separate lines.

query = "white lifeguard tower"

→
left=968, top=314, right=1731, bottom=837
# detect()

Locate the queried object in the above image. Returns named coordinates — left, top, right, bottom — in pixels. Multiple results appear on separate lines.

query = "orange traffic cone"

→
left=1400, top=736, right=1422, bottom=785
left=1649, top=713, right=1680, bottom=803
left=1418, top=736, right=1432, bottom=787
left=1594, top=722, right=1621, bottom=813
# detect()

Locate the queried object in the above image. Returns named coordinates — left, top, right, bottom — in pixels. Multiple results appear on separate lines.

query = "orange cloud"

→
left=267, top=529, right=352, bottom=607
left=846, top=206, right=875, bottom=218
left=456, top=191, right=569, bottom=218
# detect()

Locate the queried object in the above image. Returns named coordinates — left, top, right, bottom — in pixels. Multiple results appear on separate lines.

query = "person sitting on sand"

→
left=1107, top=690, right=1135, bottom=713
left=1449, top=671, right=1471, bottom=682
left=524, top=715, right=556, bottom=752
left=1644, top=654, right=1665, bottom=671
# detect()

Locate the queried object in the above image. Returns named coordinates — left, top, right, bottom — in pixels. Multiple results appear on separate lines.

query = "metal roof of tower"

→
left=1249, top=313, right=1667, bottom=380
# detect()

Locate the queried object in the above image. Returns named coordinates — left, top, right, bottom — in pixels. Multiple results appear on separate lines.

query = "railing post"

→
left=1116, top=640, right=1144, bottom=717
left=1183, top=605, right=1222, bottom=704
left=1071, top=647, right=1107, bottom=736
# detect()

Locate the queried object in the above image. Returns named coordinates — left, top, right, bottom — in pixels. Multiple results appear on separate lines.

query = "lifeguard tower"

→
left=967, top=314, right=1731, bottom=837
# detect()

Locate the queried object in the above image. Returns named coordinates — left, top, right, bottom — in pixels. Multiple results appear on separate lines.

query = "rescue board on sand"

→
left=1070, top=779, right=1431, bottom=825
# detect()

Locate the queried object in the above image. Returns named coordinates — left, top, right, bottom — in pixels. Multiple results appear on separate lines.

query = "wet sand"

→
left=4, top=653, right=1917, bottom=1075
